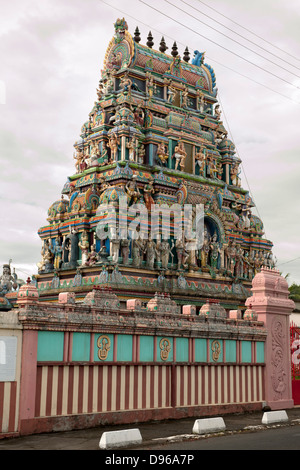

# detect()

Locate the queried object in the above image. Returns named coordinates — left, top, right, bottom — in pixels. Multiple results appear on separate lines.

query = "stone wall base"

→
left=13, top=402, right=263, bottom=438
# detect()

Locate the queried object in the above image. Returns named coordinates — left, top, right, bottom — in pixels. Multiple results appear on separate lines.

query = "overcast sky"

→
left=0, top=0, right=299, bottom=285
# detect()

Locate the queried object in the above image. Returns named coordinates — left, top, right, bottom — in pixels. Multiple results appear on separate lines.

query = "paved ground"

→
left=0, top=407, right=300, bottom=451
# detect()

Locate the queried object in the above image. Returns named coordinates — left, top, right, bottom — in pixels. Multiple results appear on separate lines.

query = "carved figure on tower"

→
left=0, top=263, right=18, bottom=295
left=173, top=140, right=187, bottom=171
left=107, top=132, right=120, bottom=162
left=195, top=147, right=206, bottom=176
left=157, top=142, right=168, bottom=166
left=125, top=175, right=141, bottom=205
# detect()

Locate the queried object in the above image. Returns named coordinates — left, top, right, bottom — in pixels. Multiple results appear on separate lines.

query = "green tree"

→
left=289, top=284, right=300, bottom=302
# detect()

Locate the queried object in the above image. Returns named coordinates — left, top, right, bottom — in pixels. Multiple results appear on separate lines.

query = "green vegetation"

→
left=289, top=284, right=300, bottom=302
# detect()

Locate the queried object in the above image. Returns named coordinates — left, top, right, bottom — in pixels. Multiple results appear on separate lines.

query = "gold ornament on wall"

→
left=159, top=338, right=171, bottom=361
left=211, top=340, right=221, bottom=362
left=97, top=335, right=111, bottom=361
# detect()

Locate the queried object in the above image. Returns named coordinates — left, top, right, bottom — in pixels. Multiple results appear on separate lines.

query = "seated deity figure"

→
left=85, top=244, right=98, bottom=267
left=87, top=141, right=101, bottom=168
left=37, top=239, right=54, bottom=272
left=207, top=157, right=218, bottom=179
left=120, top=72, right=132, bottom=95
left=0, top=263, right=18, bottom=295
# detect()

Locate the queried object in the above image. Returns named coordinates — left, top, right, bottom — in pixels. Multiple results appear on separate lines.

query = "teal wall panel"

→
left=225, top=340, right=237, bottom=363
left=117, top=335, right=133, bottom=362
left=195, top=339, right=207, bottom=362
left=256, top=342, right=265, bottom=363
left=139, top=336, right=154, bottom=362
left=241, top=341, right=252, bottom=363
left=94, top=334, right=114, bottom=362
left=37, top=331, right=64, bottom=362
left=176, top=337, right=189, bottom=362
left=72, top=333, right=91, bottom=362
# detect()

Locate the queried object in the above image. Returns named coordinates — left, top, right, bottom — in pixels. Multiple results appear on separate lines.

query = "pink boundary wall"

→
left=246, top=268, right=295, bottom=410
left=0, top=268, right=295, bottom=437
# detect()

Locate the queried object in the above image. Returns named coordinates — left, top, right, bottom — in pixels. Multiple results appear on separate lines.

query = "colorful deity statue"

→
left=125, top=176, right=141, bottom=204
left=200, top=228, right=211, bottom=268
left=85, top=244, right=98, bottom=267
left=78, top=231, right=90, bottom=266
left=173, top=140, right=187, bottom=171
left=143, top=177, right=155, bottom=211
left=167, top=83, right=177, bottom=103
left=214, top=104, right=222, bottom=120
left=195, top=147, right=206, bottom=176
left=74, top=148, right=87, bottom=173
left=181, top=86, right=189, bottom=108
left=107, top=132, right=120, bottom=162
left=138, top=144, right=145, bottom=164
left=210, top=234, right=221, bottom=270
left=127, top=135, right=139, bottom=162
left=120, top=72, right=132, bottom=95
left=51, top=236, right=63, bottom=271
left=231, top=162, right=241, bottom=187
left=157, top=142, right=168, bottom=166
left=146, top=72, right=157, bottom=99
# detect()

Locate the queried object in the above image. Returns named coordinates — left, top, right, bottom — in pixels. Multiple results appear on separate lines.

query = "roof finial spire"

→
left=147, top=31, right=154, bottom=48
left=134, top=27, right=141, bottom=43
left=171, top=41, right=178, bottom=57
left=183, top=46, right=190, bottom=63
left=159, top=37, right=168, bottom=53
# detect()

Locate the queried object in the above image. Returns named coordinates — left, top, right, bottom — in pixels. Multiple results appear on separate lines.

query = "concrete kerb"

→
left=262, top=410, right=289, bottom=425
left=193, top=417, right=226, bottom=435
left=99, top=428, right=142, bottom=449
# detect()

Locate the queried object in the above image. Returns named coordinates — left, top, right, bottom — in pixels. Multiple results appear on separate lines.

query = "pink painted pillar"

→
left=19, top=330, right=38, bottom=432
left=245, top=268, right=295, bottom=410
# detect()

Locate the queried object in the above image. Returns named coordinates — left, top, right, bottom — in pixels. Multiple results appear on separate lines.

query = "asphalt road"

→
left=136, top=425, right=300, bottom=450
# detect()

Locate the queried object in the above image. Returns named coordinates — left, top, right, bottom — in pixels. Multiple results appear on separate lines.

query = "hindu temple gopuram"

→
left=35, top=18, right=275, bottom=312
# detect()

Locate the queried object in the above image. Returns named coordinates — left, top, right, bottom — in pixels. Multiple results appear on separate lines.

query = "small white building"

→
left=290, top=301, right=300, bottom=326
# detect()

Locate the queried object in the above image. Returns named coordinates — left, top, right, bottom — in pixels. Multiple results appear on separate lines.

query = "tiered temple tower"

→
left=36, top=18, right=274, bottom=312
